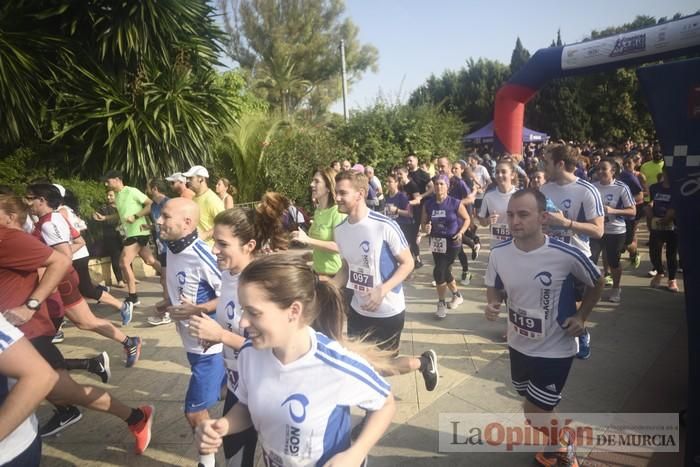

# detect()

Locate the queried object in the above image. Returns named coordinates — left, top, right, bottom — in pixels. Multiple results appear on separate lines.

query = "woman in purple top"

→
left=421, top=175, right=470, bottom=319
left=384, top=173, right=413, bottom=238
left=646, top=169, right=679, bottom=292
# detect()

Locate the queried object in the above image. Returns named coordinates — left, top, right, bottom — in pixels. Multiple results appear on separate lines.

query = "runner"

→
left=646, top=169, right=679, bottom=292
left=405, top=154, right=431, bottom=268
left=166, top=172, right=196, bottom=199
left=0, top=208, right=153, bottom=452
left=396, top=166, right=423, bottom=269
left=477, top=158, right=519, bottom=248
left=620, top=156, right=645, bottom=268
left=195, top=254, right=396, bottom=466
left=0, top=314, right=58, bottom=467
left=450, top=160, right=475, bottom=285
left=95, top=190, right=125, bottom=288
left=290, top=168, right=346, bottom=279
left=145, top=179, right=172, bottom=326
left=591, top=159, right=636, bottom=302
left=215, top=177, right=236, bottom=210
left=484, top=188, right=603, bottom=467
left=529, top=170, right=547, bottom=190
left=183, top=165, right=225, bottom=246
left=154, top=197, right=225, bottom=430
left=332, top=170, right=439, bottom=390
left=95, top=170, right=161, bottom=310
left=382, top=173, right=414, bottom=270
left=187, top=208, right=259, bottom=466
left=540, top=144, right=604, bottom=360
left=421, top=174, right=470, bottom=319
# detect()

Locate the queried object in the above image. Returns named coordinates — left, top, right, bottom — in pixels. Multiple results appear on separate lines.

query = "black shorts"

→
left=123, top=235, right=150, bottom=247
left=346, top=307, right=405, bottom=354
left=509, top=347, right=573, bottom=411
left=624, top=220, right=636, bottom=247
left=30, top=336, right=67, bottom=370
left=590, top=233, right=626, bottom=269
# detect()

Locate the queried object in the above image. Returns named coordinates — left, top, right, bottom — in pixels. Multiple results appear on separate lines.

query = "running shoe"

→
left=147, top=313, right=172, bottom=326
left=668, top=280, right=679, bottom=293
left=650, top=275, right=663, bottom=288
left=419, top=350, right=439, bottom=391
left=124, top=337, right=142, bottom=368
left=120, top=300, right=134, bottom=326
left=431, top=280, right=437, bottom=287
left=535, top=430, right=579, bottom=466
left=90, top=351, right=111, bottom=383
left=52, top=330, right=65, bottom=344
left=460, top=271, right=472, bottom=286
left=604, top=274, right=613, bottom=287
left=414, top=256, right=424, bottom=269
left=40, top=406, right=83, bottom=437
left=472, top=243, right=481, bottom=260
left=608, top=288, right=622, bottom=303
left=448, top=293, right=463, bottom=309
left=97, top=284, right=111, bottom=294
left=647, top=269, right=658, bottom=277
left=435, top=300, right=447, bottom=319
left=576, top=330, right=591, bottom=360
left=631, top=253, right=641, bottom=269
left=129, top=405, right=155, bottom=455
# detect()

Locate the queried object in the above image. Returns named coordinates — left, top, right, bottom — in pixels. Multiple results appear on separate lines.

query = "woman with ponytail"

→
left=195, top=254, right=396, bottom=467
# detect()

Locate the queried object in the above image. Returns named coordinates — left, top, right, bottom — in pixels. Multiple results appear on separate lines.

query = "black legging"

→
left=432, top=245, right=460, bottom=284
left=103, top=234, right=124, bottom=283
left=403, top=222, right=421, bottom=260
left=649, top=229, right=678, bottom=280
left=72, top=256, right=103, bottom=301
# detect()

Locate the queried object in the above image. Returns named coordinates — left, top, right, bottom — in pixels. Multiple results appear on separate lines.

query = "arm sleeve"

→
left=621, top=185, right=635, bottom=208
left=0, top=231, right=53, bottom=272
left=132, top=188, right=148, bottom=205
left=385, top=219, right=409, bottom=256
left=41, top=217, right=71, bottom=247
left=484, top=251, right=500, bottom=288
left=478, top=196, right=489, bottom=218
left=583, top=187, right=605, bottom=219
left=336, top=347, right=390, bottom=411
left=570, top=251, right=601, bottom=287
left=0, top=313, right=24, bottom=353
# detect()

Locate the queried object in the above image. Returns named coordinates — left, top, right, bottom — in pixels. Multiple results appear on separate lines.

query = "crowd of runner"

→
left=0, top=140, right=680, bottom=466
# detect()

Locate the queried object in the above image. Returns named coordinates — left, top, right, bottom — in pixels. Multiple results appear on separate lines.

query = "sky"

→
left=326, top=0, right=698, bottom=113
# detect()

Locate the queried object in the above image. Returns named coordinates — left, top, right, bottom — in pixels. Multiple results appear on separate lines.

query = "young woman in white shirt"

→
left=477, top=159, right=519, bottom=247
left=195, top=254, right=396, bottom=467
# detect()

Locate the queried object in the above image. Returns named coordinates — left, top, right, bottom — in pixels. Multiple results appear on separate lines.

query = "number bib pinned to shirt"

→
left=429, top=236, right=447, bottom=253
left=490, top=223, right=511, bottom=241
left=349, top=266, right=374, bottom=292
left=508, top=306, right=545, bottom=340
left=547, top=227, right=573, bottom=244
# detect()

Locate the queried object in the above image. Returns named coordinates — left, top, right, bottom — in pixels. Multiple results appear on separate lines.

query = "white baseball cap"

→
left=165, top=172, right=186, bottom=183
left=182, top=165, right=209, bottom=178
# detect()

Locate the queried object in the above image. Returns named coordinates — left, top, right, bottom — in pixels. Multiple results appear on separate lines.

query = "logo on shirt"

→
left=605, top=194, right=614, bottom=203
left=561, top=199, right=572, bottom=210
left=534, top=271, right=553, bottom=286
left=176, top=271, right=187, bottom=299
left=225, top=300, right=235, bottom=320
left=359, top=240, right=371, bottom=268
left=282, top=393, right=309, bottom=457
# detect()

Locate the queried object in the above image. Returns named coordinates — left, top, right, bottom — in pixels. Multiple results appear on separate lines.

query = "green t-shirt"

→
left=309, top=205, right=346, bottom=275
left=640, top=160, right=664, bottom=201
left=115, top=186, right=150, bottom=238
left=194, top=188, right=224, bottom=245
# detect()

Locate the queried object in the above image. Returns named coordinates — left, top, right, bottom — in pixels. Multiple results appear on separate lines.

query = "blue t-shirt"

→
left=424, top=195, right=462, bottom=246
left=617, top=170, right=643, bottom=199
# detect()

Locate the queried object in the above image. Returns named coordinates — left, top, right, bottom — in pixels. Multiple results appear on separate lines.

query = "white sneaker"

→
left=435, top=301, right=447, bottom=319
left=647, top=269, right=658, bottom=277
left=608, top=288, right=621, bottom=303
left=448, top=294, right=463, bottom=309
left=460, top=271, right=472, bottom=286
left=147, top=313, right=172, bottom=326
left=431, top=280, right=437, bottom=287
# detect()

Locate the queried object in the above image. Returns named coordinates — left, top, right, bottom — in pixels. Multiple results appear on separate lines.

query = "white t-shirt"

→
left=485, top=237, right=601, bottom=358
left=540, top=178, right=604, bottom=257
left=235, top=327, right=390, bottom=467
left=0, top=315, right=39, bottom=464
left=472, top=165, right=492, bottom=199
left=478, top=186, right=517, bottom=245
left=37, top=212, right=89, bottom=260
left=593, top=181, right=635, bottom=235
left=215, top=270, right=245, bottom=391
left=334, top=210, right=409, bottom=318
left=166, top=239, right=223, bottom=355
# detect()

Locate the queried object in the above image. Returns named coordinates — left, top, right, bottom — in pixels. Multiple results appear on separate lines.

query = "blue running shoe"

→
left=120, top=300, right=134, bottom=326
left=576, top=330, right=591, bottom=360
left=125, top=337, right=141, bottom=368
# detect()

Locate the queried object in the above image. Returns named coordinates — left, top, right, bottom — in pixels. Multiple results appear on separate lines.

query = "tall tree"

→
left=218, top=0, right=378, bottom=115
left=509, top=37, right=531, bottom=75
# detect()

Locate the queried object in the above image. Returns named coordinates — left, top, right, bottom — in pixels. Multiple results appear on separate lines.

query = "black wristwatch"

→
left=26, top=298, right=41, bottom=311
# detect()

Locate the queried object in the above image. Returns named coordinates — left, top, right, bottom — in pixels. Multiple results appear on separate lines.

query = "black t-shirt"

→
left=408, top=169, right=430, bottom=194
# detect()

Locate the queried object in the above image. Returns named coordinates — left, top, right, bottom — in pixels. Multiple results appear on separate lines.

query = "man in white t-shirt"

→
left=485, top=189, right=603, bottom=466
left=0, top=314, right=58, bottom=466
left=540, top=144, right=604, bottom=360
left=332, top=170, right=439, bottom=391
left=156, top=197, right=225, bottom=429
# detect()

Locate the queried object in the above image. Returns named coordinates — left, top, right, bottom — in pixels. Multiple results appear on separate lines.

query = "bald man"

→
left=155, top=198, right=224, bottom=429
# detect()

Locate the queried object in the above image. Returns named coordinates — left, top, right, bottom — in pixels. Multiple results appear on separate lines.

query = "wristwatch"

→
left=26, top=298, right=41, bottom=311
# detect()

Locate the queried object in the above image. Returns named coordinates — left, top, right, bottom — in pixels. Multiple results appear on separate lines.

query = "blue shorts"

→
left=185, top=352, right=225, bottom=413
left=509, top=347, right=573, bottom=411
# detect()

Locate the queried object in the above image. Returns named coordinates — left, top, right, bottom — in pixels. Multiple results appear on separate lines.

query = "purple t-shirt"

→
left=424, top=195, right=462, bottom=246
left=449, top=176, right=471, bottom=200
left=617, top=170, right=643, bottom=198
left=384, top=191, right=412, bottom=224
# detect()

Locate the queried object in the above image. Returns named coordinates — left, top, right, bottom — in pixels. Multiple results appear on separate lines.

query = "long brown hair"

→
left=239, top=254, right=397, bottom=374
left=255, top=192, right=290, bottom=251
left=314, top=167, right=337, bottom=207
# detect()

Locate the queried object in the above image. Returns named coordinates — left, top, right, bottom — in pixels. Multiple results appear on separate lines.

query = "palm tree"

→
left=255, top=56, right=312, bottom=116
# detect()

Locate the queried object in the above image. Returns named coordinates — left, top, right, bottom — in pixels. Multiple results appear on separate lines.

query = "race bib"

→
left=548, top=227, right=572, bottom=244
left=508, top=306, right=545, bottom=340
left=429, top=237, right=447, bottom=253
left=490, top=223, right=511, bottom=241
left=349, top=267, right=374, bottom=292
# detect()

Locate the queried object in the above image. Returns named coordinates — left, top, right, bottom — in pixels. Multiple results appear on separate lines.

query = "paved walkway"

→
left=41, top=228, right=688, bottom=466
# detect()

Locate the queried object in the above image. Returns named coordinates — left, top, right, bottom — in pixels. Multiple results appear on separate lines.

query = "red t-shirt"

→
left=0, top=227, right=56, bottom=339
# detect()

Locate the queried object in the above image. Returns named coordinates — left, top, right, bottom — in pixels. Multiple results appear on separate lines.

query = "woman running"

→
left=647, top=169, right=679, bottom=292
left=195, top=254, right=396, bottom=466
left=383, top=173, right=414, bottom=255
left=591, top=159, right=636, bottom=302
left=291, top=168, right=346, bottom=278
left=477, top=158, right=519, bottom=247
left=187, top=208, right=259, bottom=466
left=215, top=178, right=236, bottom=210
left=451, top=161, right=475, bottom=285
left=421, top=174, right=470, bottom=319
